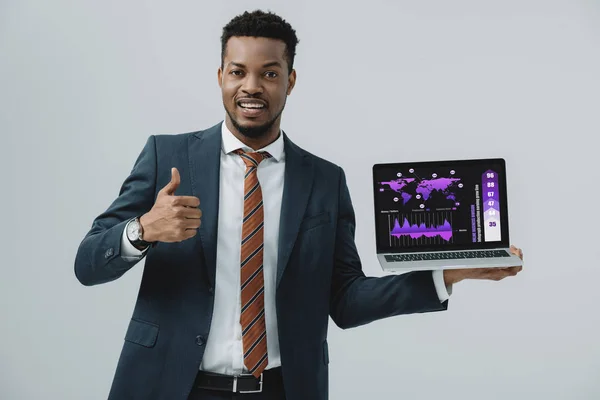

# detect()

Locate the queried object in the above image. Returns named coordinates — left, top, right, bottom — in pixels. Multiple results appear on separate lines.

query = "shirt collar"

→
left=221, top=121, right=285, bottom=162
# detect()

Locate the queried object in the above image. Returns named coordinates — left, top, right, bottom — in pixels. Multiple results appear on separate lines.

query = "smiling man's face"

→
left=218, top=36, right=296, bottom=141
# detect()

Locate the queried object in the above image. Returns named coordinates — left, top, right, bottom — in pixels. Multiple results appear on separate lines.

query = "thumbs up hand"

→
left=139, top=168, right=202, bottom=243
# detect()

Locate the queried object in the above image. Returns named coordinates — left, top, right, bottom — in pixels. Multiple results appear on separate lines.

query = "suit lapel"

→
left=276, top=132, right=314, bottom=287
left=188, top=124, right=314, bottom=289
left=188, top=122, right=222, bottom=288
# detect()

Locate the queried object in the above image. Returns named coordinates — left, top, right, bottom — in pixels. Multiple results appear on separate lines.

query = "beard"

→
left=225, top=98, right=286, bottom=139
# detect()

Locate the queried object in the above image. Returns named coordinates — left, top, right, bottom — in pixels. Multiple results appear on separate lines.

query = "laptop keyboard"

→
left=385, top=250, right=511, bottom=262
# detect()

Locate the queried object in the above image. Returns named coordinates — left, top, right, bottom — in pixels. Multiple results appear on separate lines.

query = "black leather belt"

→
left=192, top=367, right=282, bottom=394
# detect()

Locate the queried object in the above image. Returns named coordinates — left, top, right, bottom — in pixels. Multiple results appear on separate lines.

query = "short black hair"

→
left=221, top=10, right=299, bottom=74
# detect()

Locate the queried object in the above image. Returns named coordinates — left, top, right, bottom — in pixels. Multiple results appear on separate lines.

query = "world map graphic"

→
left=380, top=177, right=461, bottom=205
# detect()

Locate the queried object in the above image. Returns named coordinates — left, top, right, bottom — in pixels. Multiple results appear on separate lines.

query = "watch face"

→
left=127, top=220, right=141, bottom=241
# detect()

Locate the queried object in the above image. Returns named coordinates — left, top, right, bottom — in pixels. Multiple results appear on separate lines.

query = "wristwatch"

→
left=126, top=216, right=152, bottom=250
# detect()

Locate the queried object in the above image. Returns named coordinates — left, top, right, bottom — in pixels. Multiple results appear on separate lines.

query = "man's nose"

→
left=241, top=74, right=263, bottom=95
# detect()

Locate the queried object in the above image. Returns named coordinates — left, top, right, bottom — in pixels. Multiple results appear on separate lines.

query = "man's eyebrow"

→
left=228, top=61, right=283, bottom=69
left=262, top=61, right=283, bottom=68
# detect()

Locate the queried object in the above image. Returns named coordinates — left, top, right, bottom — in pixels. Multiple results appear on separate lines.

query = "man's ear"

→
left=287, top=69, right=297, bottom=95
left=217, top=67, right=223, bottom=88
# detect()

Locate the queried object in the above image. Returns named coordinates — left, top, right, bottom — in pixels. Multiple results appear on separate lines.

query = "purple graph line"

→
left=390, top=217, right=453, bottom=241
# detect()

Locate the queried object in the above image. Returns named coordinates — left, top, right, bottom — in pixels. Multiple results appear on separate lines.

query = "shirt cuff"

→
left=432, top=270, right=452, bottom=302
left=121, top=220, right=149, bottom=261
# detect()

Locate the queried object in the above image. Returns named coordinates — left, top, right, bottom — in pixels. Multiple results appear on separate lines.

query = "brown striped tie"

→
left=234, top=149, right=271, bottom=378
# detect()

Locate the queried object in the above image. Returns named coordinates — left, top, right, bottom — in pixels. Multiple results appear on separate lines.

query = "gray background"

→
left=1, top=0, right=599, bottom=398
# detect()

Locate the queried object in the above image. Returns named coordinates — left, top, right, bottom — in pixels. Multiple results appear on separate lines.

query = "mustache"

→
left=236, top=96, right=267, bottom=103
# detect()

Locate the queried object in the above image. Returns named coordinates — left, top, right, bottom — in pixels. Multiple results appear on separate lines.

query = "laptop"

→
left=373, top=158, right=523, bottom=272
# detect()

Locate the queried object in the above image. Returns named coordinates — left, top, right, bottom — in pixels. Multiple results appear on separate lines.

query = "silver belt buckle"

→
left=233, top=373, right=263, bottom=393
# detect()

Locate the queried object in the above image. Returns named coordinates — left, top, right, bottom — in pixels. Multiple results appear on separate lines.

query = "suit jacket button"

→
left=105, top=248, right=114, bottom=258
left=196, top=335, right=205, bottom=346
left=208, top=287, right=214, bottom=295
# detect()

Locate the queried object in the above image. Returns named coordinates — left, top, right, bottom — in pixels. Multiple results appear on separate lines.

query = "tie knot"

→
left=234, top=149, right=272, bottom=168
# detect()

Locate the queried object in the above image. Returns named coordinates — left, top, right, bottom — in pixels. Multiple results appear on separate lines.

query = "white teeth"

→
left=239, top=103, right=264, bottom=109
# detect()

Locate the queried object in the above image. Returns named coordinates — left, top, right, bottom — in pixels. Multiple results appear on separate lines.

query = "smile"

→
left=238, top=103, right=265, bottom=109
left=237, top=100, right=267, bottom=117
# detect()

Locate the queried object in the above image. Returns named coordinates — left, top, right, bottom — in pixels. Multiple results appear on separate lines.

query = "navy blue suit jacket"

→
left=74, top=122, right=448, bottom=400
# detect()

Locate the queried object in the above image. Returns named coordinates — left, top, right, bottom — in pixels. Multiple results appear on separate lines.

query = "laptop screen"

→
left=372, top=158, right=510, bottom=253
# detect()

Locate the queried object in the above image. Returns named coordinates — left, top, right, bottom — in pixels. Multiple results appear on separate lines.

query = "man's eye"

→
left=230, top=70, right=243, bottom=76
left=265, top=72, right=278, bottom=78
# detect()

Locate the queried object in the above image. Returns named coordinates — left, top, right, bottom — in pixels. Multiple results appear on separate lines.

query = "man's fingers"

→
left=183, top=228, right=199, bottom=240
left=509, top=245, right=524, bottom=260
left=513, top=265, right=523, bottom=274
left=172, top=196, right=201, bottom=208
left=173, top=206, right=202, bottom=219
left=182, top=218, right=202, bottom=229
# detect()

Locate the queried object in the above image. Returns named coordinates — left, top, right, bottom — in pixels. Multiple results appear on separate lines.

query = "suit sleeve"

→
left=328, top=167, right=448, bottom=329
left=74, top=136, right=157, bottom=286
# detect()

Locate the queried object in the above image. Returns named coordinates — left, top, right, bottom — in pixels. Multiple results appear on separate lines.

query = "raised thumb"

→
left=162, top=167, right=181, bottom=195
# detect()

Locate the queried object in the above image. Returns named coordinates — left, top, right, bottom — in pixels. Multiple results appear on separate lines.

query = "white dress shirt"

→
left=121, top=122, right=451, bottom=375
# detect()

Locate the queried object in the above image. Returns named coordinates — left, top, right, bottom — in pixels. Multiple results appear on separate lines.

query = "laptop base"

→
left=378, top=248, right=523, bottom=272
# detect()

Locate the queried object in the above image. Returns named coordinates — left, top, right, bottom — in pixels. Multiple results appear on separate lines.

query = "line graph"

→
left=387, top=211, right=454, bottom=247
